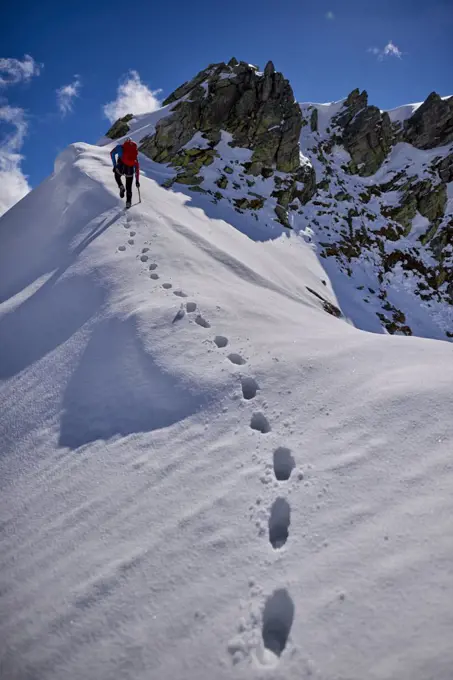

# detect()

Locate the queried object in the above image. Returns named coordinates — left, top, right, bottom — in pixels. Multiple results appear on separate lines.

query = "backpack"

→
left=122, top=140, right=138, bottom=167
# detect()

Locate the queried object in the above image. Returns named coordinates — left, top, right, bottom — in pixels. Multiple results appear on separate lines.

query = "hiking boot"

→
left=119, top=186, right=125, bottom=199
left=125, top=200, right=131, bottom=209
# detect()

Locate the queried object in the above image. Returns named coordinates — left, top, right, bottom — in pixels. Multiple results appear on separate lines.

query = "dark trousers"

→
left=114, top=160, right=134, bottom=201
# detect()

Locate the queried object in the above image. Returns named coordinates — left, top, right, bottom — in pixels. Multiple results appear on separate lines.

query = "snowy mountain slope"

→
left=1, top=140, right=453, bottom=680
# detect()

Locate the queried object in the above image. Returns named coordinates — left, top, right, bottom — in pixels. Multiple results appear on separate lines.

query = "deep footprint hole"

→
left=162, top=283, right=172, bottom=289
left=268, top=498, right=290, bottom=549
left=262, top=589, right=295, bottom=657
left=150, top=273, right=159, bottom=280
left=241, top=377, right=258, bottom=400
left=186, top=302, right=197, bottom=313
left=173, top=290, right=188, bottom=298
left=195, top=315, right=211, bottom=328
left=149, top=263, right=158, bottom=270
left=273, top=447, right=295, bottom=481
left=214, top=335, right=228, bottom=348
left=250, top=412, right=271, bottom=434
left=228, top=353, right=246, bottom=366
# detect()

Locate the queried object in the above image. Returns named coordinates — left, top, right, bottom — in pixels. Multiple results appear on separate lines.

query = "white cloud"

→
left=0, top=54, right=42, bottom=214
left=325, top=11, right=335, bottom=20
left=383, top=41, right=402, bottom=59
left=368, top=41, right=403, bottom=61
left=103, top=70, right=162, bottom=123
left=56, top=75, right=81, bottom=115
left=0, top=105, right=30, bottom=216
left=0, top=54, right=42, bottom=88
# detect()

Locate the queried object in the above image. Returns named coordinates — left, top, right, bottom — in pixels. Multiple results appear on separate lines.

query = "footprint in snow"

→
left=149, top=263, right=158, bottom=270
left=118, top=245, right=126, bottom=252
left=186, top=302, right=197, bottom=313
left=261, top=589, right=294, bottom=658
left=128, top=239, right=135, bottom=245
left=142, top=247, right=149, bottom=253
left=172, top=305, right=185, bottom=323
left=162, top=283, right=172, bottom=289
left=268, top=498, right=290, bottom=549
left=150, top=273, right=159, bottom=280
left=173, top=290, right=188, bottom=298
left=214, top=335, right=228, bottom=348
left=228, top=353, right=246, bottom=366
left=140, top=254, right=149, bottom=262
left=241, top=377, right=258, bottom=400
left=273, top=448, right=295, bottom=481
left=195, top=315, right=211, bottom=328
left=129, top=231, right=136, bottom=237
left=250, top=412, right=271, bottom=433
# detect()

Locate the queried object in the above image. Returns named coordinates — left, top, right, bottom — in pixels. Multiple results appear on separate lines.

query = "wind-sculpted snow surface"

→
left=1, top=142, right=453, bottom=680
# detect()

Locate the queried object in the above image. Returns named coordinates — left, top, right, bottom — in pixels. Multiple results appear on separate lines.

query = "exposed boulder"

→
left=382, top=195, right=417, bottom=233
left=382, top=180, right=447, bottom=234
left=310, top=108, right=318, bottom=132
left=438, top=153, right=453, bottom=183
left=105, top=114, right=133, bottom=140
left=332, top=90, right=393, bottom=176
left=140, top=59, right=303, bottom=175
left=415, top=181, right=447, bottom=223
left=275, top=204, right=291, bottom=228
left=404, top=92, right=453, bottom=149
left=342, top=107, right=393, bottom=176
left=140, top=99, right=202, bottom=163
left=334, top=89, right=368, bottom=129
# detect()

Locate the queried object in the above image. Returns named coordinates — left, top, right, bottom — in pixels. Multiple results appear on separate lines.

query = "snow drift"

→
left=1, top=139, right=453, bottom=680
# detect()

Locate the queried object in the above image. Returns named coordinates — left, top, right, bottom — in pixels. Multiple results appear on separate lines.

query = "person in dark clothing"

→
left=110, top=137, right=140, bottom=208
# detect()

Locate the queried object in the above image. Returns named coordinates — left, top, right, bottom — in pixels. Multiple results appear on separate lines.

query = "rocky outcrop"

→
left=334, top=89, right=368, bottom=129
left=437, top=153, right=453, bottom=183
left=404, top=92, right=453, bottom=149
left=382, top=180, right=447, bottom=235
left=333, top=90, right=393, bottom=176
left=310, top=108, right=318, bottom=132
left=105, top=114, right=133, bottom=140
left=140, top=59, right=303, bottom=176
left=343, top=107, right=392, bottom=176
left=416, top=181, right=447, bottom=223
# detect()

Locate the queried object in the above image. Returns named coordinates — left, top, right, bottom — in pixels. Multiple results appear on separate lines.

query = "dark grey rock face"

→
left=404, top=92, right=453, bottom=149
left=140, top=59, right=303, bottom=175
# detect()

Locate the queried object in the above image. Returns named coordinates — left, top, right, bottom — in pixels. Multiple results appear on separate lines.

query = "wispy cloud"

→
left=325, top=11, right=335, bottom=20
left=103, top=70, right=162, bottom=123
left=0, top=54, right=42, bottom=88
left=368, top=41, right=403, bottom=61
left=0, top=54, right=42, bottom=216
left=0, top=105, right=30, bottom=216
left=56, top=75, right=81, bottom=115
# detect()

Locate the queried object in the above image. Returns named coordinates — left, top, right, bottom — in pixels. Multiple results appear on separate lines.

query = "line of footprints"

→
left=118, top=218, right=295, bottom=664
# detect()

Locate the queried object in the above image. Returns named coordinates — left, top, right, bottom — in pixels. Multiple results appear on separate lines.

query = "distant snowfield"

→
left=1, top=142, right=453, bottom=680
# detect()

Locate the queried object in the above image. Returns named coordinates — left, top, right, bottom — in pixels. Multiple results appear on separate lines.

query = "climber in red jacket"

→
left=111, top=137, right=140, bottom=208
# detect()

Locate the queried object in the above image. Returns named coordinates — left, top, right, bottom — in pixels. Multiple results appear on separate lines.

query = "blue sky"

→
left=1, top=0, right=452, bottom=215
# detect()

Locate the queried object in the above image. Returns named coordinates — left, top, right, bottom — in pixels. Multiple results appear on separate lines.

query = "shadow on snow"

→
left=58, top=316, right=207, bottom=449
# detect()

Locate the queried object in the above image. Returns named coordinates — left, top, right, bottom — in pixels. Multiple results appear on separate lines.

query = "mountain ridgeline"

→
left=106, top=58, right=453, bottom=340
